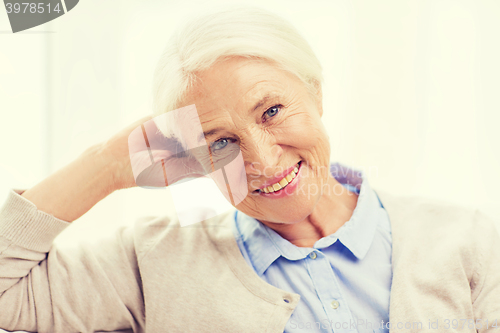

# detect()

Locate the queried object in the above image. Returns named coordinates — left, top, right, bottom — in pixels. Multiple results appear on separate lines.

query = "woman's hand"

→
left=107, top=115, right=208, bottom=190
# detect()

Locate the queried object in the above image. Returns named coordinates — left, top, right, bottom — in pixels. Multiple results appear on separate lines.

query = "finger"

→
left=135, top=157, right=206, bottom=188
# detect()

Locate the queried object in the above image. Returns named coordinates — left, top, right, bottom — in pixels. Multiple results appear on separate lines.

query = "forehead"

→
left=182, top=57, right=304, bottom=119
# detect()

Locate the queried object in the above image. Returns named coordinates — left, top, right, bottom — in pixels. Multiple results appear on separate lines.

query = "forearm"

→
left=0, top=117, right=148, bottom=332
left=21, top=144, right=118, bottom=222
left=0, top=191, right=143, bottom=332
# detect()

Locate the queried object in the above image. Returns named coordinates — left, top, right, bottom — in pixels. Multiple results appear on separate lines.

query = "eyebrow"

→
left=198, top=127, right=225, bottom=142
left=251, top=94, right=278, bottom=113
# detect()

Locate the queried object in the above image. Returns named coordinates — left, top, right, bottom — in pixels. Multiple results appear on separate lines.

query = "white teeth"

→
left=260, top=163, right=300, bottom=193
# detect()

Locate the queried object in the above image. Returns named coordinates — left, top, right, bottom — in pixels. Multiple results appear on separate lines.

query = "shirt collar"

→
left=233, top=162, right=383, bottom=276
left=234, top=212, right=283, bottom=276
left=322, top=164, right=382, bottom=260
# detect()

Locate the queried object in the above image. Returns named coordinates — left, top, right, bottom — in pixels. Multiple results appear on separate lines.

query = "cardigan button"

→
left=283, top=297, right=290, bottom=303
left=330, top=300, right=340, bottom=309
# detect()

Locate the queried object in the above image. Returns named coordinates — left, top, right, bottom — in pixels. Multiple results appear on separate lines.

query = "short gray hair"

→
left=152, top=6, right=323, bottom=118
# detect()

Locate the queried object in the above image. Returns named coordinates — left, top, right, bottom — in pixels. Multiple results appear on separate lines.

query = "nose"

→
left=242, top=131, right=283, bottom=177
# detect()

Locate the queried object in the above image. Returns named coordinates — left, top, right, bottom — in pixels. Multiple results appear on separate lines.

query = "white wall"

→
left=1, top=0, right=498, bottom=249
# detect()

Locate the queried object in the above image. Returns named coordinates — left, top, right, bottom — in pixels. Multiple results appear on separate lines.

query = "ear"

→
left=311, top=79, right=323, bottom=117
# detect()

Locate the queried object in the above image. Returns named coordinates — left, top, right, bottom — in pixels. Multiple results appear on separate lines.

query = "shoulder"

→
left=376, top=188, right=499, bottom=273
left=374, top=189, right=494, bottom=235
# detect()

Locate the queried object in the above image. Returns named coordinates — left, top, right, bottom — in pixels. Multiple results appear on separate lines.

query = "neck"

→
left=261, top=176, right=359, bottom=247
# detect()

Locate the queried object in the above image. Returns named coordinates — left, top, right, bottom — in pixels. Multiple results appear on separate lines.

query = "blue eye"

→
left=263, top=105, right=281, bottom=120
left=211, top=138, right=229, bottom=151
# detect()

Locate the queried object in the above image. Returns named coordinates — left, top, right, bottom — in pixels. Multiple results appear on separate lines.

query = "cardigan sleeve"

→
left=470, top=209, right=500, bottom=332
left=0, top=190, right=145, bottom=333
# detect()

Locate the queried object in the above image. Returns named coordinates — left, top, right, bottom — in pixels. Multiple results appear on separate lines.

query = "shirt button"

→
left=330, top=300, right=340, bottom=309
left=309, top=251, right=317, bottom=259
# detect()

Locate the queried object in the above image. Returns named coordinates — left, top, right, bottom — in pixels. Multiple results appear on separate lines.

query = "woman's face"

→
left=181, top=56, right=331, bottom=224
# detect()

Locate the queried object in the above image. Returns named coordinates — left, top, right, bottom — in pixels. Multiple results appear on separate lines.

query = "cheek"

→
left=275, top=113, right=331, bottom=184
left=276, top=113, right=330, bottom=162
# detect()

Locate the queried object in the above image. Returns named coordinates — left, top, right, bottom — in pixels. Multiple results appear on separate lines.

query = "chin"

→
left=253, top=196, right=318, bottom=224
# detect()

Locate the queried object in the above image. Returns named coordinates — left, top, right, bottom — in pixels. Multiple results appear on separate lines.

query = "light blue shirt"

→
left=232, top=164, right=392, bottom=333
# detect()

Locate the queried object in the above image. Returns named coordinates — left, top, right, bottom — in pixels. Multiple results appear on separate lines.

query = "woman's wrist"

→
left=87, top=142, right=123, bottom=193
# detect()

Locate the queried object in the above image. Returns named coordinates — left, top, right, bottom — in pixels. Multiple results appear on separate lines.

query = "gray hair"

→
left=152, top=6, right=323, bottom=121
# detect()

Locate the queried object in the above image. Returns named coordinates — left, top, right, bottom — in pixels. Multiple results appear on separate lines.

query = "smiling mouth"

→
left=256, top=162, right=301, bottom=194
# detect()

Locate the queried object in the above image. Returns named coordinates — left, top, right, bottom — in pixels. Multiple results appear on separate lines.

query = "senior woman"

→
left=0, top=7, right=499, bottom=333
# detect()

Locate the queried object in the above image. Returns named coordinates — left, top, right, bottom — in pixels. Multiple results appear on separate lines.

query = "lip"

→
left=258, top=162, right=300, bottom=190
left=258, top=162, right=302, bottom=198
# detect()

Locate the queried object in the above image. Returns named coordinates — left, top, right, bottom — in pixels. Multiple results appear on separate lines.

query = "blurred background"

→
left=1, top=0, right=499, bottom=248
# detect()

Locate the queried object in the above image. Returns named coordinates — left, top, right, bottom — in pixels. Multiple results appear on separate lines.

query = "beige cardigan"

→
left=0, top=189, right=498, bottom=333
